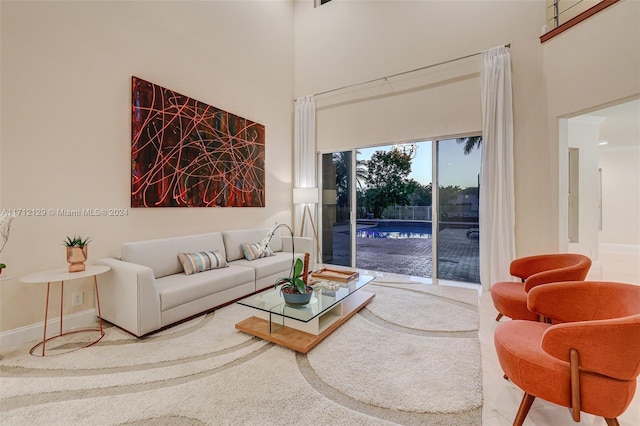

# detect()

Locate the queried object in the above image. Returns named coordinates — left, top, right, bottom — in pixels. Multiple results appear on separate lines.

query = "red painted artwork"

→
left=131, top=76, right=265, bottom=207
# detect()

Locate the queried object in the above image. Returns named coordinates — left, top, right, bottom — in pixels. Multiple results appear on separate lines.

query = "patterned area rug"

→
left=0, top=280, right=482, bottom=425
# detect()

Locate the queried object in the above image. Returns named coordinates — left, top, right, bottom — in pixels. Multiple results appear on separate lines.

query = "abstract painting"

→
left=131, top=76, right=265, bottom=207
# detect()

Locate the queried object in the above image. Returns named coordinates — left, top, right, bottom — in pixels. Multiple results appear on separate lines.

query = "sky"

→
left=357, top=139, right=481, bottom=189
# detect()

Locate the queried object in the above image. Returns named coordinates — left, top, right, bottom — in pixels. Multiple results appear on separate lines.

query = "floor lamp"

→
left=293, top=187, right=322, bottom=264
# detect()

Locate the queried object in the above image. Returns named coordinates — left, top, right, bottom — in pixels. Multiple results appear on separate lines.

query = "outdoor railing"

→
left=379, top=206, right=432, bottom=221
left=356, top=205, right=481, bottom=222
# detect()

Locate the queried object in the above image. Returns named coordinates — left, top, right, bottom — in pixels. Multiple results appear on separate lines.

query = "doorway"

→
left=559, top=98, right=640, bottom=283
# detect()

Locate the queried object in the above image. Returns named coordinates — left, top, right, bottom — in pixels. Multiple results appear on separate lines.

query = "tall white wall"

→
left=543, top=0, right=640, bottom=252
left=0, top=1, right=294, bottom=333
left=294, top=0, right=552, bottom=257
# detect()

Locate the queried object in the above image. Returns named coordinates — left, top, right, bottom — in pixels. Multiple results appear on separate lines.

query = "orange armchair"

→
left=494, top=281, right=640, bottom=426
left=491, top=253, right=591, bottom=321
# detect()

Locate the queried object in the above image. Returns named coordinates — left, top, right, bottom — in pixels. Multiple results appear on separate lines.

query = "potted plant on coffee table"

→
left=275, top=253, right=312, bottom=307
left=261, top=223, right=313, bottom=307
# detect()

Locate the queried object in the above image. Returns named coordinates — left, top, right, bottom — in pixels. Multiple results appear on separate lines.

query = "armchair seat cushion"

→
left=495, top=320, right=567, bottom=404
left=491, top=282, right=539, bottom=321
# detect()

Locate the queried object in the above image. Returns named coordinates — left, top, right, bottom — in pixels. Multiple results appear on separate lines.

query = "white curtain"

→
left=293, top=96, right=316, bottom=239
left=480, top=46, right=516, bottom=290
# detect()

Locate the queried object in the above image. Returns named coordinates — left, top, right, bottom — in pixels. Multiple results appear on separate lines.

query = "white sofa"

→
left=96, top=228, right=312, bottom=337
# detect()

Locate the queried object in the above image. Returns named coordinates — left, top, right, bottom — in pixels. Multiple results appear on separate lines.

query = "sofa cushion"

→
left=178, top=251, right=228, bottom=275
left=222, top=228, right=283, bottom=262
left=240, top=243, right=275, bottom=261
left=122, top=232, right=226, bottom=279
left=155, top=264, right=255, bottom=311
left=233, top=251, right=301, bottom=280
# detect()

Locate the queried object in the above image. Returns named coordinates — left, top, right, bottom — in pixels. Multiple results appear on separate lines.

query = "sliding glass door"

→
left=319, top=137, right=481, bottom=284
left=436, top=138, right=481, bottom=283
left=355, top=142, right=433, bottom=277
left=320, top=151, right=352, bottom=266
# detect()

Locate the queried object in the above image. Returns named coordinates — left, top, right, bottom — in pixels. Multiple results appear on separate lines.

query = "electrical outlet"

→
left=72, top=292, right=84, bottom=306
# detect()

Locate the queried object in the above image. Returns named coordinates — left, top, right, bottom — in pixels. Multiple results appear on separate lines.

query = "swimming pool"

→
left=356, top=222, right=432, bottom=239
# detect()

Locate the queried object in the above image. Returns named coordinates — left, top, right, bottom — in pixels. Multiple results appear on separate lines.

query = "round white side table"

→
left=20, top=265, right=110, bottom=356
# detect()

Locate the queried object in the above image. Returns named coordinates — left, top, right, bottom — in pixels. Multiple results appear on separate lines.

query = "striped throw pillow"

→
left=178, top=251, right=229, bottom=275
left=240, top=243, right=275, bottom=261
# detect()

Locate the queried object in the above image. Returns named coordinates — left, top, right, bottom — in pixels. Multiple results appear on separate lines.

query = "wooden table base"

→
left=235, top=290, right=375, bottom=353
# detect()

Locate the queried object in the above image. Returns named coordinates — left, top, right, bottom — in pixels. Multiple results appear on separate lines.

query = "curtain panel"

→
left=479, top=46, right=516, bottom=290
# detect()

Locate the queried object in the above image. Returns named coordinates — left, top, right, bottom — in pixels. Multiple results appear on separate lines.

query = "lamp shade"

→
left=293, top=187, right=318, bottom=205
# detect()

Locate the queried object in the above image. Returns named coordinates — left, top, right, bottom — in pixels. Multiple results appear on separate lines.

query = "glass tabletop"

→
left=237, top=273, right=374, bottom=323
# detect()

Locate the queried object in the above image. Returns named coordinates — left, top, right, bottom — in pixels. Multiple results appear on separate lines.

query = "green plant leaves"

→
left=63, top=235, right=92, bottom=247
left=275, top=257, right=308, bottom=294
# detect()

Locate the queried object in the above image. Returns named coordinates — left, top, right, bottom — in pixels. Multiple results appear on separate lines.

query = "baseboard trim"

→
left=599, top=243, right=640, bottom=255
left=0, top=309, right=97, bottom=353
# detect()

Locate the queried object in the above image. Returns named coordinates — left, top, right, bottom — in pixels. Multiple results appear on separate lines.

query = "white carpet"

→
left=0, top=280, right=482, bottom=425
left=363, top=283, right=479, bottom=333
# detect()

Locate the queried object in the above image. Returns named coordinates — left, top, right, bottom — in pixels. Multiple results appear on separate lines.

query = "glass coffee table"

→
left=235, top=273, right=374, bottom=353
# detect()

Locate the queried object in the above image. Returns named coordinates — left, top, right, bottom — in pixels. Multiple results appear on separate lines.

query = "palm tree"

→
left=333, top=151, right=367, bottom=191
left=456, top=136, right=483, bottom=155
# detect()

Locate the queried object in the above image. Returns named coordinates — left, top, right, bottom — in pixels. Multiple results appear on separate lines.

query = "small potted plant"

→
left=275, top=252, right=312, bottom=306
left=64, top=235, right=92, bottom=272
